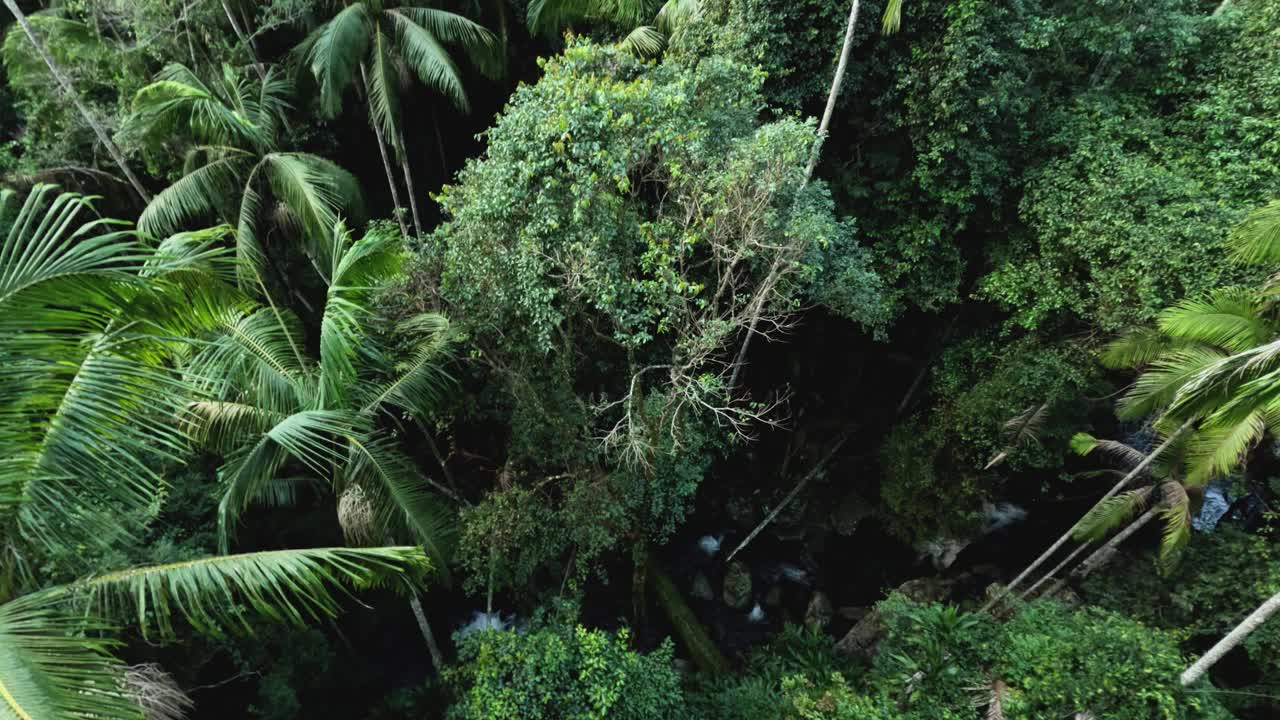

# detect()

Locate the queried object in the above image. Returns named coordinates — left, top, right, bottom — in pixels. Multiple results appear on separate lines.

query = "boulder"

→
left=722, top=560, right=753, bottom=609
left=690, top=573, right=714, bottom=601
left=804, top=591, right=833, bottom=633
left=836, top=576, right=954, bottom=658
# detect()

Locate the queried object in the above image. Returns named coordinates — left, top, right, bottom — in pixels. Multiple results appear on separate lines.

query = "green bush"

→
left=447, top=623, right=687, bottom=720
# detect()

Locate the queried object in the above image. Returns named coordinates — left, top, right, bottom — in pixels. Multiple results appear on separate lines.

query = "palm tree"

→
left=526, top=0, right=701, bottom=58
left=0, top=185, right=434, bottom=717
left=127, top=62, right=364, bottom=297
left=0, top=1, right=152, bottom=202
left=180, top=220, right=458, bottom=568
left=296, top=1, right=500, bottom=237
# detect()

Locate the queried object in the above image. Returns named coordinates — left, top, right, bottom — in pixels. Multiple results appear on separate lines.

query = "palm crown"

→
left=181, top=220, right=459, bottom=567
left=0, top=185, right=432, bottom=718
left=128, top=62, right=365, bottom=287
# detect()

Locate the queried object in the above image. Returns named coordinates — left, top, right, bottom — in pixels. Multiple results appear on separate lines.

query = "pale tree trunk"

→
left=1182, top=589, right=1280, bottom=686
left=396, top=127, right=424, bottom=237
left=359, top=62, right=411, bottom=238
left=1213, top=0, right=1232, bottom=16
left=981, top=422, right=1191, bottom=613
left=4, top=0, right=151, bottom=204
left=222, top=1, right=264, bottom=80
left=409, top=594, right=445, bottom=670
left=728, top=0, right=861, bottom=391
left=1017, top=541, right=1090, bottom=601
left=1037, top=504, right=1162, bottom=601
left=805, top=0, right=861, bottom=181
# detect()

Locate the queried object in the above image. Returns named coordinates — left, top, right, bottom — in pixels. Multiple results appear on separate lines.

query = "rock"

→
left=764, top=585, right=783, bottom=607
left=836, top=577, right=954, bottom=658
left=690, top=573, right=714, bottom=601
left=916, top=537, right=970, bottom=570
left=722, top=560, right=752, bottom=609
left=838, top=606, right=870, bottom=622
left=747, top=603, right=766, bottom=623
left=804, top=591, right=833, bottom=633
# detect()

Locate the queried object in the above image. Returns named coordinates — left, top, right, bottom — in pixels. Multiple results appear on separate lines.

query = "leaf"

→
left=1073, top=487, right=1154, bottom=542
left=620, top=25, right=664, bottom=58
left=307, top=3, right=371, bottom=117
left=387, top=9, right=469, bottom=113
left=882, top=0, right=904, bottom=34
left=66, top=546, right=430, bottom=638
left=1229, top=200, right=1280, bottom=266
left=1184, top=410, right=1265, bottom=485
left=0, top=594, right=140, bottom=720
left=1157, top=287, right=1270, bottom=354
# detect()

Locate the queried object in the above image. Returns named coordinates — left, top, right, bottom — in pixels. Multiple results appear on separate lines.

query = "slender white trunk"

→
left=1038, top=504, right=1162, bottom=601
left=1017, top=541, right=1090, bottom=601
left=409, top=595, right=445, bottom=670
left=805, top=0, right=861, bottom=181
left=359, top=63, right=411, bottom=238
left=1182, top=589, right=1280, bottom=686
left=397, top=127, right=424, bottom=237
left=981, top=422, right=1191, bottom=613
left=3, top=0, right=151, bottom=203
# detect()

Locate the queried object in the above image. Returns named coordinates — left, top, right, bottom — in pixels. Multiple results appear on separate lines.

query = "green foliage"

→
left=447, top=622, right=687, bottom=720
left=879, top=337, right=1102, bottom=540
left=1085, top=526, right=1280, bottom=704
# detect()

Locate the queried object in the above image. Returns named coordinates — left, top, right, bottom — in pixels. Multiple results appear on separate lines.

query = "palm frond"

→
left=1073, top=487, right=1154, bottom=542
left=1117, top=346, right=1228, bottom=420
left=1158, top=482, right=1191, bottom=575
left=1229, top=200, right=1280, bottom=266
left=1185, top=411, right=1265, bottom=485
left=367, top=27, right=404, bottom=156
left=67, top=546, right=430, bottom=638
left=1157, top=287, right=1270, bottom=354
left=361, top=314, right=455, bottom=417
left=389, top=7, right=501, bottom=79
left=262, top=153, right=364, bottom=253
left=984, top=402, right=1049, bottom=469
left=1069, top=432, right=1148, bottom=472
left=347, top=437, right=457, bottom=574
left=882, top=0, right=904, bottom=34
left=619, top=25, right=664, bottom=58
left=656, top=0, right=701, bottom=38
left=1100, top=327, right=1188, bottom=369
left=387, top=10, right=469, bottom=112
left=0, top=594, right=140, bottom=720
left=137, top=151, right=253, bottom=239
left=307, top=3, right=372, bottom=117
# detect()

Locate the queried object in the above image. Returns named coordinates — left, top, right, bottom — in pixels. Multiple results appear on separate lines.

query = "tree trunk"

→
left=1037, top=504, right=1162, bottom=601
left=652, top=564, right=730, bottom=675
left=804, top=0, right=861, bottom=181
left=430, top=106, right=450, bottom=178
left=409, top=594, right=445, bottom=670
left=981, top=421, right=1191, bottom=614
left=1182, top=589, right=1280, bottom=686
left=397, top=127, right=424, bottom=237
left=359, top=63, right=411, bottom=238
left=4, top=0, right=151, bottom=204
left=1017, top=541, right=1090, bottom=602
left=222, top=1, right=264, bottom=80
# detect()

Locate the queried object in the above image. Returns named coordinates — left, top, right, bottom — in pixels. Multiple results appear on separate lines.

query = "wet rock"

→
left=804, top=591, right=833, bottom=633
left=916, top=536, right=970, bottom=570
left=762, top=561, right=812, bottom=586
left=747, top=603, right=766, bottom=623
left=1194, top=479, right=1231, bottom=531
left=691, top=573, right=714, bottom=601
left=723, top=560, right=753, bottom=609
left=697, top=534, right=723, bottom=557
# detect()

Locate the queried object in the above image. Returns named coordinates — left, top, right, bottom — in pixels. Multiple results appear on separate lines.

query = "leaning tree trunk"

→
left=409, top=594, right=445, bottom=670
left=3, top=0, right=151, bottom=204
left=727, top=0, right=861, bottom=391
left=804, top=0, right=861, bottom=181
left=1182, top=589, right=1280, bottom=686
left=396, top=127, right=424, bottom=237
left=981, top=421, right=1191, bottom=613
left=359, top=63, right=411, bottom=238
left=1035, top=504, right=1162, bottom=601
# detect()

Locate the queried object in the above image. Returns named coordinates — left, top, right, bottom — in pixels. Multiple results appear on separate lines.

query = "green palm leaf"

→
left=348, top=437, right=457, bottom=574
left=362, top=314, right=455, bottom=417
left=307, top=3, right=372, bottom=117
left=1073, top=487, right=1154, bottom=542
left=1185, top=410, right=1265, bottom=484
left=620, top=25, right=664, bottom=57
left=1100, top=327, right=1190, bottom=369
left=367, top=26, right=403, bottom=156
left=1158, top=481, right=1191, bottom=574
left=1228, top=200, right=1280, bottom=266
left=1156, top=287, right=1271, bottom=354
left=0, top=595, right=140, bottom=720
left=390, top=7, right=500, bottom=79
left=1117, top=346, right=1228, bottom=420
left=67, top=546, right=430, bottom=638
left=882, top=0, right=904, bottom=34
left=387, top=9, right=469, bottom=112
left=137, top=150, right=254, bottom=239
